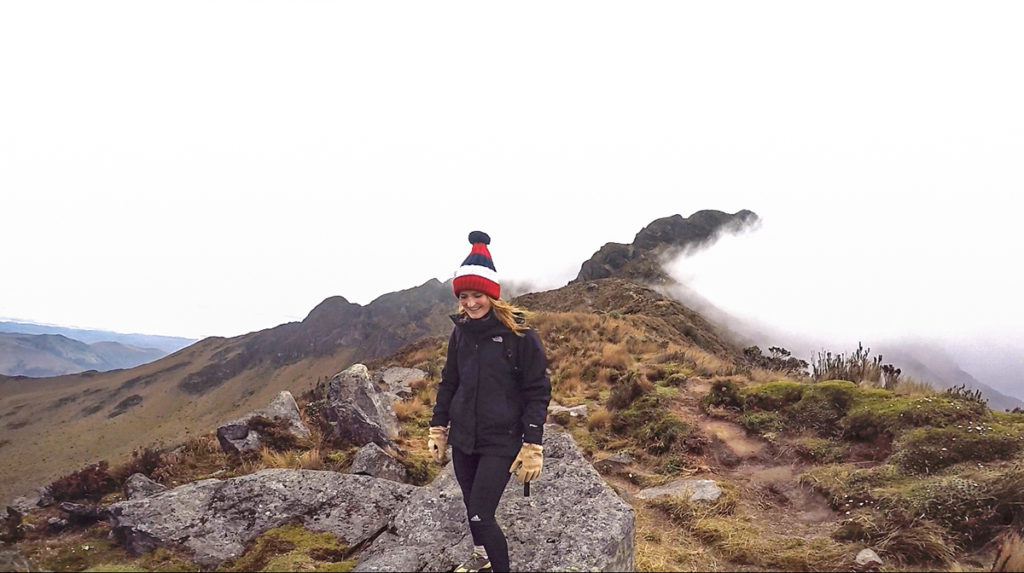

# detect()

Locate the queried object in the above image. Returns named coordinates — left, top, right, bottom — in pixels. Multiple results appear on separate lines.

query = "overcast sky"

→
left=3, top=0, right=1022, bottom=386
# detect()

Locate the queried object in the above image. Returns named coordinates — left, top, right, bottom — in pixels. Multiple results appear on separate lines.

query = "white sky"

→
left=2, top=1, right=1023, bottom=347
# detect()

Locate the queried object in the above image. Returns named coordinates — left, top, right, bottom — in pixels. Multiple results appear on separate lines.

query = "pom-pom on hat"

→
left=453, top=231, right=500, bottom=299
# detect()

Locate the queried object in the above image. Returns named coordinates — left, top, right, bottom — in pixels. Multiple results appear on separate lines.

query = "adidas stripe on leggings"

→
left=451, top=447, right=517, bottom=572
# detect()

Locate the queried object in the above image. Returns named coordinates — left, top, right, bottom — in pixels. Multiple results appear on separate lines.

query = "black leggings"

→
left=451, top=447, right=516, bottom=572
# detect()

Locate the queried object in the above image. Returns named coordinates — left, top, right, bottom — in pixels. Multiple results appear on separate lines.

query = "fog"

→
left=661, top=206, right=1024, bottom=401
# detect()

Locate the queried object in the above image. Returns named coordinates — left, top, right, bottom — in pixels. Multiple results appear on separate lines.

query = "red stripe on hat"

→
left=470, top=243, right=491, bottom=257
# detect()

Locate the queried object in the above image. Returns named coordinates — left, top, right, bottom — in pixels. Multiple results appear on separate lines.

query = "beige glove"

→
left=509, top=443, right=543, bottom=484
left=427, top=426, right=448, bottom=464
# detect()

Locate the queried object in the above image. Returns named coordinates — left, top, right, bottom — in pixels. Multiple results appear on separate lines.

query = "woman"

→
left=428, top=231, right=552, bottom=573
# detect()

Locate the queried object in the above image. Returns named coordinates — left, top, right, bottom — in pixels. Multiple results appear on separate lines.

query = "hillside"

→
left=0, top=333, right=167, bottom=377
left=0, top=278, right=456, bottom=503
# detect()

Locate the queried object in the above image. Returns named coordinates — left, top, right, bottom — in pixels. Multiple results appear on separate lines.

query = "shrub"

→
left=701, top=378, right=741, bottom=411
left=790, top=381, right=857, bottom=436
left=612, top=394, right=692, bottom=455
left=112, top=447, right=166, bottom=481
left=606, top=370, right=652, bottom=411
left=892, top=424, right=1024, bottom=474
left=49, top=461, right=118, bottom=503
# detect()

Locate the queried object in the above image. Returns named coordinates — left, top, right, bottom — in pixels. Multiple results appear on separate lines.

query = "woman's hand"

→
left=509, top=443, right=543, bottom=483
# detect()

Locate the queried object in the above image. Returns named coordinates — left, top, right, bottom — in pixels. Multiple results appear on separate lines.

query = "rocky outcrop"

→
left=354, top=427, right=635, bottom=572
left=636, top=479, right=722, bottom=502
left=573, top=209, right=758, bottom=285
left=108, top=469, right=416, bottom=569
left=317, top=364, right=400, bottom=450
left=548, top=403, right=588, bottom=425
left=373, top=366, right=425, bottom=400
left=216, top=391, right=309, bottom=454
left=124, top=473, right=167, bottom=500
left=350, top=443, right=408, bottom=483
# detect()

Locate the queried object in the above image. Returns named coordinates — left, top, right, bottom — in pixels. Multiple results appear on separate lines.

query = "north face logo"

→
left=492, top=336, right=503, bottom=343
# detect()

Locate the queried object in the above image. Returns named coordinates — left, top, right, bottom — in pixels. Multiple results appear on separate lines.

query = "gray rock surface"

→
left=109, top=469, right=416, bottom=569
left=593, top=452, right=634, bottom=474
left=0, top=550, right=39, bottom=573
left=124, top=473, right=168, bottom=500
left=373, top=366, right=425, bottom=400
left=855, top=548, right=883, bottom=571
left=636, top=479, right=722, bottom=502
left=216, top=390, right=309, bottom=454
left=318, top=364, right=400, bottom=449
left=8, top=496, right=39, bottom=514
left=350, top=442, right=408, bottom=483
left=548, top=403, right=589, bottom=423
left=355, top=426, right=634, bottom=572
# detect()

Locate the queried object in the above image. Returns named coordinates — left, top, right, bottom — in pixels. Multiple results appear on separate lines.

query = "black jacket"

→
left=430, top=311, right=551, bottom=456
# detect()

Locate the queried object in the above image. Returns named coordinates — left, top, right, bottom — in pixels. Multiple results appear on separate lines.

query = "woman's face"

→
left=458, top=291, right=492, bottom=319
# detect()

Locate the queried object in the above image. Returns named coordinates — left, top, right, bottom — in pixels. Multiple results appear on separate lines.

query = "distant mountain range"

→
left=0, top=321, right=195, bottom=354
left=0, top=332, right=170, bottom=377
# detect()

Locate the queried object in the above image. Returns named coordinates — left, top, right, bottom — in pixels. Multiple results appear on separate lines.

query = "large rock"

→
left=124, top=473, right=167, bottom=500
left=350, top=443, right=408, bottom=483
left=109, top=469, right=416, bottom=569
left=354, top=426, right=634, bottom=572
left=318, top=364, right=400, bottom=449
left=216, top=390, right=310, bottom=454
left=373, top=366, right=426, bottom=400
left=636, top=479, right=722, bottom=502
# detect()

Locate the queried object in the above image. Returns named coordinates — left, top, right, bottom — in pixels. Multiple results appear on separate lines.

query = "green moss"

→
left=891, top=423, right=1024, bottom=474
left=843, top=393, right=990, bottom=440
left=218, top=524, right=349, bottom=573
left=739, top=411, right=786, bottom=434
left=654, top=385, right=679, bottom=398
left=793, top=437, right=848, bottom=464
left=86, top=548, right=200, bottom=572
left=739, top=381, right=805, bottom=411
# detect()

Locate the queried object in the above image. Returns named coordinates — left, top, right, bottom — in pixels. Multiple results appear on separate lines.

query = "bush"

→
left=790, top=381, right=858, bottom=436
left=843, top=393, right=989, bottom=441
left=701, top=378, right=741, bottom=411
left=794, top=437, right=848, bottom=464
left=49, top=461, right=118, bottom=503
left=606, top=370, right=652, bottom=411
left=112, top=447, right=166, bottom=481
left=612, top=394, right=692, bottom=455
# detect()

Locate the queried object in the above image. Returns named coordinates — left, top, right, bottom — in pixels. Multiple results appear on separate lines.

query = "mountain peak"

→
left=573, top=209, right=758, bottom=285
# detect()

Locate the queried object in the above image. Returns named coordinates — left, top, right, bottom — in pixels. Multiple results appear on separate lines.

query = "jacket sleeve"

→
left=429, top=329, right=460, bottom=428
left=519, top=329, right=552, bottom=445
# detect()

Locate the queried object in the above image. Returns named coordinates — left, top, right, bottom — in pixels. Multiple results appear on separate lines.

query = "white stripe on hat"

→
left=454, top=264, right=499, bottom=283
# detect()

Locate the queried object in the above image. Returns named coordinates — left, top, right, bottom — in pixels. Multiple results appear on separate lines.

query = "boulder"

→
left=216, top=390, right=310, bottom=454
left=58, top=502, right=111, bottom=523
left=350, top=443, right=408, bottom=483
left=124, top=473, right=167, bottom=500
left=636, top=479, right=722, bottom=503
left=318, top=364, right=400, bottom=449
left=548, top=403, right=589, bottom=425
left=355, top=426, right=635, bottom=572
left=109, top=469, right=416, bottom=569
left=854, top=548, right=883, bottom=571
left=8, top=495, right=39, bottom=514
left=0, top=550, right=38, bottom=573
left=373, top=366, right=426, bottom=400
left=593, top=452, right=634, bottom=474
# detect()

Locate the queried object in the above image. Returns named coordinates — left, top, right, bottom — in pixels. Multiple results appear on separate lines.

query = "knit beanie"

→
left=453, top=231, right=501, bottom=300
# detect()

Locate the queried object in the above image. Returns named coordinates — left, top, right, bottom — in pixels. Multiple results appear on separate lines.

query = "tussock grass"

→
left=689, top=516, right=850, bottom=571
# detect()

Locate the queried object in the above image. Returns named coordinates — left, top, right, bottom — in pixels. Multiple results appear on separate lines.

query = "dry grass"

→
left=600, top=343, right=633, bottom=370
left=247, top=447, right=325, bottom=471
left=635, top=505, right=722, bottom=572
left=587, top=406, right=612, bottom=430
left=393, top=398, right=429, bottom=422
left=891, top=376, right=936, bottom=397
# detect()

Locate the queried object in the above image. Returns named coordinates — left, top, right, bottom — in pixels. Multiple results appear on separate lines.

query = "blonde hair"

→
left=457, top=295, right=534, bottom=336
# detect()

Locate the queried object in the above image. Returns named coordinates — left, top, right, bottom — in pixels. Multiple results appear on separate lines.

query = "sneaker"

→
left=453, top=550, right=491, bottom=572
